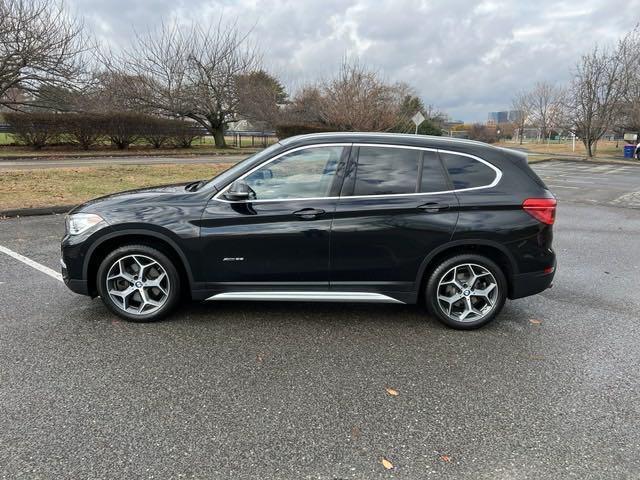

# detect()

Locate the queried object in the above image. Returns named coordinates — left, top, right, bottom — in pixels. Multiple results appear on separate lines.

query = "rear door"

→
left=329, top=144, right=459, bottom=294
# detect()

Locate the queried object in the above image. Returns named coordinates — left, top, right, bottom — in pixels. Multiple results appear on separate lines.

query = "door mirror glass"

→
left=224, top=181, right=255, bottom=201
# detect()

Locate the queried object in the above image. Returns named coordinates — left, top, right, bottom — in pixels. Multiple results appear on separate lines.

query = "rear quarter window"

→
left=440, top=152, right=497, bottom=189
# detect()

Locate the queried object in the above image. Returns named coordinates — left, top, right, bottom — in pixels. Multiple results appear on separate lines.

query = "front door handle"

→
left=293, top=208, right=326, bottom=219
left=418, top=202, right=450, bottom=213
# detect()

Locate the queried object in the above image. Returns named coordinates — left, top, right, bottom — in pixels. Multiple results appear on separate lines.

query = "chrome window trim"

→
left=212, top=142, right=502, bottom=204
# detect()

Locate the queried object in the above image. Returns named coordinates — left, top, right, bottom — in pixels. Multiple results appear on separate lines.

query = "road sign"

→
left=411, top=112, right=425, bottom=135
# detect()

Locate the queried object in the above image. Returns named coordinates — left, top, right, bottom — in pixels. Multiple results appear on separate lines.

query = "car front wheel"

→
left=96, top=244, right=181, bottom=322
left=426, top=254, right=507, bottom=329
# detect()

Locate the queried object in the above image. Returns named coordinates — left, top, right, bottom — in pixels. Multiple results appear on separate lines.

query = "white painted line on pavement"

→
left=547, top=184, right=579, bottom=189
left=0, top=245, right=63, bottom=282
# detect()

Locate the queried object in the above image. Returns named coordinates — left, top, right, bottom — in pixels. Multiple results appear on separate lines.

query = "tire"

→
left=425, top=254, right=507, bottom=330
left=96, top=244, right=181, bottom=322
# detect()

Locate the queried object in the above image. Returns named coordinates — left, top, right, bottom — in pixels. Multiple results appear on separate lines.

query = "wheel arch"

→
left=84, top=229, right=194, bottom=298
left=415, top=240, right=517, bottom=300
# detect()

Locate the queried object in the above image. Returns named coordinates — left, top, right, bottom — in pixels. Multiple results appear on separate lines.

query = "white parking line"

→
left=547, top=184, right=580, bottom=189
left=0, top=245, right=63, bottom=282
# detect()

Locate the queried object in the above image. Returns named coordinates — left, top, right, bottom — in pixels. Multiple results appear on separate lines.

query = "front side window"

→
left=242, top=146, right=344, bottom=200
left=440, top=152, right=497, bottom=189
left=353, top=146, right=420, bottom=196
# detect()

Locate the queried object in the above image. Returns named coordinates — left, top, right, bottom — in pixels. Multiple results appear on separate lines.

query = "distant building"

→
left=487, top=110, right=521, bottom=125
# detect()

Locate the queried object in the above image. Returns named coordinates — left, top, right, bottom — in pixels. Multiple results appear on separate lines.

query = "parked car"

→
left=61, top=133, right=556, bottom=329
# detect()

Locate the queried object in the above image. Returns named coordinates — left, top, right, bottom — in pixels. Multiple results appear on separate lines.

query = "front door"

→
left=330, top=145, right=459, bottom=295
left=199, top=144, right=350, bottom=291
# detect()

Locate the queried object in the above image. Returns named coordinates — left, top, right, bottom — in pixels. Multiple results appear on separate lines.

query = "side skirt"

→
left=205, top=291, right=405, bottom=304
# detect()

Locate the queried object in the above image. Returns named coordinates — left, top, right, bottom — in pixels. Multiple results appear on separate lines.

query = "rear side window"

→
left=420, top=150, right=450, bottom=192
left=440, top=152, right=497, bottom=189
left=353, top=146, right=420, bottom=195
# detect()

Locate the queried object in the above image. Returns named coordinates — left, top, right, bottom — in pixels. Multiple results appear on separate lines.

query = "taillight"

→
left=523, top=198, right=556, bottom=225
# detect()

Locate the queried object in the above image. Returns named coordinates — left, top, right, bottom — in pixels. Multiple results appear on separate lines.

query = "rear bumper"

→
left=509, top=266, right=555, bottom=299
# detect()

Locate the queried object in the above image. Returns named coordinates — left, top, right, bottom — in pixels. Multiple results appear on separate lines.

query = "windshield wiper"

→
left=185, top=180, right=206, bottom=192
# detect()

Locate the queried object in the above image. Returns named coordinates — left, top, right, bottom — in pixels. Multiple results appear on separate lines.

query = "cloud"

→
left=68, top=0, right=640, bottom=121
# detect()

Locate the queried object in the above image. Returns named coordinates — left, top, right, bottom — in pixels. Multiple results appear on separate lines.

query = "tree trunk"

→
left=584, top=138, right=594, bottom=158
left=212, top=128, right=226, bottom=148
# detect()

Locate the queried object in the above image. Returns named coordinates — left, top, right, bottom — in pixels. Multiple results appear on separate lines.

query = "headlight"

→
left=65, top=213, right=106, bottom=235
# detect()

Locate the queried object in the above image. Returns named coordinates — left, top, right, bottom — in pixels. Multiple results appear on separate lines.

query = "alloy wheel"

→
left=436, top=263, right=498, bottom=322
left=106, top=254, right=170, bottom=315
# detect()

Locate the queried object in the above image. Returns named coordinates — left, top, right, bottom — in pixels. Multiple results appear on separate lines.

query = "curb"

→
left=1, top=205, right=74, bottom=218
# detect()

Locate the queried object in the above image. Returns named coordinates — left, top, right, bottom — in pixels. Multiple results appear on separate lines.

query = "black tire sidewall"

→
left=96, top=244, right=181, bottom=322
left=426, top=254, right=507, bottom=330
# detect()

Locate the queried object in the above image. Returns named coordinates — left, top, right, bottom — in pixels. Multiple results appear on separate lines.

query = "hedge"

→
left=3, top=112, right=205, bottom=150
left=275, top=123, right=334, bottom=139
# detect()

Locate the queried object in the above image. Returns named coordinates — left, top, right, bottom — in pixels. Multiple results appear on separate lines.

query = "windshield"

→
left=205, top=142, right=283, bottom=190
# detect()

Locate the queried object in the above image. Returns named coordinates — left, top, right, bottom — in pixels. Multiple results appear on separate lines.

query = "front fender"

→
left=82, top=225, right=196, bottom=286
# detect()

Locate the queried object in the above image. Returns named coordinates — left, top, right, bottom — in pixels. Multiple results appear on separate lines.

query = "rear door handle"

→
left=293, top=208, right=325, bottom=219
left=418, top=202, right=449, bottom=213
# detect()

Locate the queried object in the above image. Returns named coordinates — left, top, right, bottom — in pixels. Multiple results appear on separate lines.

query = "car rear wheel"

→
left=96, top=244, right=181, bottom=322
left=426, top=254, right=507, bottom=329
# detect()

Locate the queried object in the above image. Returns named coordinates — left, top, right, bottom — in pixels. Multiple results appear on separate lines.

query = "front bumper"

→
left=60, top=256, right=89, bottom=295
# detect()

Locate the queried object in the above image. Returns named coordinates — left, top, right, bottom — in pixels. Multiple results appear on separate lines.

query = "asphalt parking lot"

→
left=1, top=161, right=640, bottom=479
left=532, top=160, right=640, bottom=208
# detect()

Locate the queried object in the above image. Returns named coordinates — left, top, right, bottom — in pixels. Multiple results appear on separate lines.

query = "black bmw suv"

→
left=61, top=133, right=556, bottom=329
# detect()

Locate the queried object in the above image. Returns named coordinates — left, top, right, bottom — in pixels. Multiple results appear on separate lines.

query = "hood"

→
left=69, top=181, right=199, bottom=215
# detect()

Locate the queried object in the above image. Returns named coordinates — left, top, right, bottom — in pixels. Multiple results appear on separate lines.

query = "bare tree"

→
left=564, top=37, right=631, bottom=157
left=318, top=60, right=406, bottom=131
left=616, top=26, right=640, bottom=134
left=511, top=90, right=532, bottom=144
left=236, top=70, right=287, bottom=130
left=468, top=123, right=497, bottom=143
left=115, top=20, right=259, bottom=147
left=0, top=0, right=87, bottom=110
left=527, top=82, right=563, bottom=141
left=280, top=86, right=326, bottom=125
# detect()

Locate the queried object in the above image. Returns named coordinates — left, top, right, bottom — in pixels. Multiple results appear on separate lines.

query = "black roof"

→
left=279, top=132, right=499, bottom=154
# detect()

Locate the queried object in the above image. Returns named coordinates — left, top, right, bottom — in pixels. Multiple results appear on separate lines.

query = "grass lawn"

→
left=499, top=140, right=624, bottom=157
left=0, top=132, right=13, bottom=145
left=0, top=163, right=232, bottom=211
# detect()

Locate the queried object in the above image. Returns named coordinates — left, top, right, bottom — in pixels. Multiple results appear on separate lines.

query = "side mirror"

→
left=224, top=181, right=254, bottom=201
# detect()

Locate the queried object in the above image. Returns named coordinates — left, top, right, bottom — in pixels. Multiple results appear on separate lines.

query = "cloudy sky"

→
left=68, top=0, right=639, bottom=121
